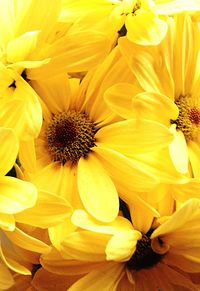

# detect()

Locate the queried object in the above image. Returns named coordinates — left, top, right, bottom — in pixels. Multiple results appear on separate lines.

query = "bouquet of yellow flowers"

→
left=0, top=1, right=200, bottom=290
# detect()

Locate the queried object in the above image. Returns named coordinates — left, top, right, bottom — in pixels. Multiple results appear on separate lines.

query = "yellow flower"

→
left=42, top=198, right=200, bottom=290
left=19, top=48, right=173, bottom=223
left=61, top=0, right=200, bottom=46
left=106, top=14, right=200, bottom=179
left=0, top=0, right=112, bottom=140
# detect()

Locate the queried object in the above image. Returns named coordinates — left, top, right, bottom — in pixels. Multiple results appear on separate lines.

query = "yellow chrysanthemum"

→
left=40, top=198, right=200, bottom=290
left=105, top=14, right=200, bottom=180
left=19, top=48, right=174, bottom=223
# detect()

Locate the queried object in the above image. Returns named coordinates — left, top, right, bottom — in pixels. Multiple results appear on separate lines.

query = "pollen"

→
left=171, top=95, right=200, bottom=142
left=46, top=111, right=97, bottom=164
left=126, top=233, right=163, bottom=270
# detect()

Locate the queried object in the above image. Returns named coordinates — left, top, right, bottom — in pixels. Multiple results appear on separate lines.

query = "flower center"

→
left=171, top=95, right=200, bottom=142
left=126, top=233, right=163, bottom=270
left=46, top=111, right=97, bottom=164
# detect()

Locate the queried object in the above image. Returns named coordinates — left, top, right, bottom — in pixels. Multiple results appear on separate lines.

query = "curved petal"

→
left=69, top=263, right=124, bottom=291
left=5, top=227, right=51, bottom=254
left=0, top=127, right=18, bottom=176
left=7, top=31, right=40, bottom=63
left=0, top=244, right=31, bottom=275
left=49, top=218, right=76, bottom=250
left=61, top=231, right=109, bottom=262
left=14, top=78, right=43, bottom=140
left=93, top=146, right=158, bottom=192
left=151, top=198, right=200, bottom=255
left=188, top=141, right=200, bottom=179
left=0, top=260, right=14, bottom=290
left=96, top=119, right=173, bottom=155
left=125, top=11, right=168, bottom=45
left=78, top=153, right=119, bottom=222
left=0, top=176, right=37, bottom=214
left=104, top=83, right=140, bottom=119
left=131, top=92, right=179, bottom=125
left=0, top=214, right=15, bottom=231
left=106, top=230, right=141, bottom=262
left=15, top=190, right=72, bottom=228
left=169, top=125, right=189, bottom=174
left=71, top=210, right=133, bottom=235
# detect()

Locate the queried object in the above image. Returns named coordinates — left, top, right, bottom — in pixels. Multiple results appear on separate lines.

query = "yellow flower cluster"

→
left=0, top=0, right=200, bottom=290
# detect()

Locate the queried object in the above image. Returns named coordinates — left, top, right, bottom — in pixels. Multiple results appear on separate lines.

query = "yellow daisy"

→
left=20, top=48, right=173, bottom=223
left=42, top=198, right=200, bottom=290
left=105, top=14, right=200, bottom=179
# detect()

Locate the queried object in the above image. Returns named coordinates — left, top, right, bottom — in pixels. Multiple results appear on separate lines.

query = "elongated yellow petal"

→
left=106, top=230, right=141, bottom=262
left=0, top=176, right=37, bottom=214
left=0, top=244, right=31, bottom=275
left=169, top=125, right=189, bottom=174
left=15, top=190, right=72, bottom=228
left=71, top=210, right=133, bottom=235
left=0, top=98, right=26, bottom=139
left=28, top=30, right=112, bottom=79
left=14, top=0, right=61, bottom=40
left=5, top=227, right=50, bottom=254
left=7, top=31, right=40, bottom=63
left=188, top=141, right=200, bottom=179
left=61, top=231, right=109, bottom=262
left=0, top=260, right=14, bottom=290
left=78, top=153, right=119, bottom=222
left=14, top=78, right=43, bottom=140
left=69, top=263, right=124, bottom=291
left=0, top=214, right=15, bottom=231
left=41, top=248, right=103, bottom=276
left=151, top=199, right=200, bottom=260
left=125, top=11, right=168, bottom=45
left=0, top=127, right=18, bottom=176
left=93, top=146, right=158, bottom=192
left=132, top=92, right=179, bottom=125
left=96, top=119, right=173, bottom=155
left=49, top=218, right=76, bottom=250
left=104, top=83, right=138, bottom=119
left=19, top=139, right=36, bottom=173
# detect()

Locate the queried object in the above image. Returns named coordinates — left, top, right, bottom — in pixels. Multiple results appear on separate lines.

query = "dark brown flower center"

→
left=127, top=233, right=163, bottom=270
left=171, top=95, right=200, bottom=141
left=46, top=111, right=97, bottom=164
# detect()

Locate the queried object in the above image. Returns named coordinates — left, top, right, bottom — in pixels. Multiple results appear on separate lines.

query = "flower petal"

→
left=15, top=190, right=72, bottom=228
left=169, top=125, right=189, bottom=174
left=0, top=244, right=31, bottom=275
left=61, top=231, right=109, bottom=262
left=93, top=146, right=158, bottom=192
left=7, top=31, right=40, bottom=63
left=0, top=176, right=37, bottom=214
left=0, top=127, right=18, bottom=176
left=69, top=263, right=124, bottom=291
left=5, top=227, right=50, bottom=254
left=0, top=260, right=14, bottom=290
left=78, top=153, right=119, bottom=222
left=0, top=214, right=15, bottom=231
left=125, top=11, right=168, bottom=45
left=104, top=83, right=140, bottom=119
left=106, top=230, right=141, bottom=262
left=71, top=210, right=133, bottom=235
left=96, top=119, right=173, bottom=155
